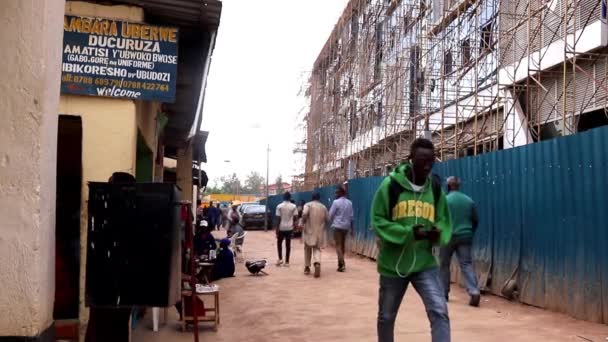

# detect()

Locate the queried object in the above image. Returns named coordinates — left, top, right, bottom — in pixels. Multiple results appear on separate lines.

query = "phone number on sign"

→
left=93, top=78, right=170, bottom=92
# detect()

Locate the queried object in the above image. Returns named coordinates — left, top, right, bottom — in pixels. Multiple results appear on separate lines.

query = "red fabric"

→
left=54, top=247, right=78, bottom=319
left=55, top=254, right=70, bottom=310
left=181, top=204, right=189, bottom=220
left=184, top=296, right=206, bottom=317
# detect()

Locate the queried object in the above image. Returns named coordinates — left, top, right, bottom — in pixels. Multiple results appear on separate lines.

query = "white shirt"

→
left=276, top=201, right=298, bottom=231
left=407, top=179, right=425, bottom=193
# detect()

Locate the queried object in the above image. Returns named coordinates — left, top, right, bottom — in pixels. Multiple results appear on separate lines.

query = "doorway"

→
left=136, top=131, right=153, bottom=182
left=54, top=115, right=82, bottom=325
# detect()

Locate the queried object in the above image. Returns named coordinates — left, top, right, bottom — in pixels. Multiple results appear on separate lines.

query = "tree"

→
left=219, top=173, right=242, bottom=194
left=202, top=185, right=224, bottom=195
left=202, top=178, right=225, bottom=195
left=275, top=175, right=285, bottom=195
left=243, top=171, right=265, bottom=196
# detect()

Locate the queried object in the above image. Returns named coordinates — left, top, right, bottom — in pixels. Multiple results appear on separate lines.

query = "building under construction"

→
left=300, top=0, right=608, bottom=189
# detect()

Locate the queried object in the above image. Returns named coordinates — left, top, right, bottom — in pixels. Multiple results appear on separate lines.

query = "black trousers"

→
left=277, top=230, right=293, bottom=263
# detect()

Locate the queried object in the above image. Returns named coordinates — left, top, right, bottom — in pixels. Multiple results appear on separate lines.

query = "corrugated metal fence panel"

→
left=316, top=185, right=339, bottom=209
left=292, top=191, right=313, bottom=207
left=593, top=130, right=608, bottom=325
left=490, top=148, right=523, bottom=297
left=265, top=195, right=283, bottom=226
left=435, top=127, right=608, bottom=323
left=434, top=153, right=502, bottom=291
left=554, top=130, right=608, bottom=323
left=274, top=126, right=608, bottom=323
left=348, top=177, right=384, bottom=258
left=518, top=141, right=547, bottom=310
left=593, top=130, right=608, bottom=324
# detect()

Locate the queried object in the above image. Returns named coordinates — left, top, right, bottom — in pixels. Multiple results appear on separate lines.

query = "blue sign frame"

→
left=61, top=15, right=179, bottom=102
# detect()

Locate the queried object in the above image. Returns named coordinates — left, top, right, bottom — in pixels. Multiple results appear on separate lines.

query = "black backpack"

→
left=387, top=173, right=442, bottom=216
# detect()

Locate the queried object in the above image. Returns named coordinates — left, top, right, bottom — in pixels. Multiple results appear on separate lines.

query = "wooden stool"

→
left=181, top=286, right=220, bottom=332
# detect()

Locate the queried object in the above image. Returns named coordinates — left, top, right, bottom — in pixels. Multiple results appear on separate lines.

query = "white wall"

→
left=0, top=0, right=65, bottom=337
left=502, top=89, right=532, bottom=148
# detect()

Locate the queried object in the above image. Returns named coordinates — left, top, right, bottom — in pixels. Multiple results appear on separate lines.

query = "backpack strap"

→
left=431, top=173, right=442, bottom=210
left=388, top=178, right=404, bottom=219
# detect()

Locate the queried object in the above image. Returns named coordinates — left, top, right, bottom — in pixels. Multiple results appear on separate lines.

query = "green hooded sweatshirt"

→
left=371, top=163, right=452, bottom=278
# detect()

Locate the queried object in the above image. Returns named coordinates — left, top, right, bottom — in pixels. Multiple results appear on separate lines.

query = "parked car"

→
left=241, top=205, right=271, bottom=230
left=238, top=202, right=259, bottom=215
left=237, top=201, right=259, bottom=224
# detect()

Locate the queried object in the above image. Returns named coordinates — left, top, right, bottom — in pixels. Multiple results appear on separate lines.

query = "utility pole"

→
left=264, top=144, right=270, bottom=231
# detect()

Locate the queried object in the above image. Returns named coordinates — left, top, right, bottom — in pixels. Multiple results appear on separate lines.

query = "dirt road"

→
left=133, top=231, right=608, bottom=341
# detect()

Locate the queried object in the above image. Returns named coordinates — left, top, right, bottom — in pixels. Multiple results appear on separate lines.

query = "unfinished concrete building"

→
left=300, top=0, right=608, bottom=189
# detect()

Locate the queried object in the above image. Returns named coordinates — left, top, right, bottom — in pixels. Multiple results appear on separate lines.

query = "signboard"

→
left=61, top=16, right=179, bottom=102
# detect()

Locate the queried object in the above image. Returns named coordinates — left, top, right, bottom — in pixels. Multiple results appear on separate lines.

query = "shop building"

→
left=0, top=0, right=221, bottom=340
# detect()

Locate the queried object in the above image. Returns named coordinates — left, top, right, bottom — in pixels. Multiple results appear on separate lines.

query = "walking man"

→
left=275, top=192, right=298, bottom=267
left=329, top=186, right=353, bottom=272
left=226, top=202, right=238, bottom=230
left=372, top=138, right=452, bottom=342
left=301, top=192, right=329, bottom=277
left=215, top=203, right=222, bottom=230
left=440, top=176, right=481, bottom=306
left=207, top=201, right=220, bottom=231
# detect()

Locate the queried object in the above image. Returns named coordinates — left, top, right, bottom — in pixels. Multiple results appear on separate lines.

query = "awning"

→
left=103, top=0, right=221, bottom=30
left=192, top=131, right=208, bottom=164
left=163, top=130, right=207, bottom=163
left=89, top=0, right=222, bottom=150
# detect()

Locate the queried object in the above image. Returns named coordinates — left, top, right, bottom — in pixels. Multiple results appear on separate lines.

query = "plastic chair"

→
left=230, top=231, right=247, bottom=263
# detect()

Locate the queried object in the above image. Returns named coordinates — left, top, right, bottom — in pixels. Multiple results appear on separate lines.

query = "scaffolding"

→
left=301, top=0, right=608, bottom=189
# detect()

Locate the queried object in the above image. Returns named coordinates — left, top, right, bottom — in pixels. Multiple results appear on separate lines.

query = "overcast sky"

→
left=201, top=0, right=349, bottom=187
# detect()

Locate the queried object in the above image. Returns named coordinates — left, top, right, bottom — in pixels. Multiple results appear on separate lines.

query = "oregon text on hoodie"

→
left=371, top=163, right=452, bottom=278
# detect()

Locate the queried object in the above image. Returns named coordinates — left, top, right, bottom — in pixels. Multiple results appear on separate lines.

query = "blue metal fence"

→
left=266, top=127, right=608, bottom=323
left=433, top=127, right=608, bottom=323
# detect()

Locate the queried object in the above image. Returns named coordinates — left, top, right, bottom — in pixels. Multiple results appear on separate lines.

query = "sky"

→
left=201, top=0, right=349, bottom=187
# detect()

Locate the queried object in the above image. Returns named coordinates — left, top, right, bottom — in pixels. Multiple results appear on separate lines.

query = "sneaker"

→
left=314, top=263, right=321, bottom=278
left=304, top=266, right=311, bottom=275
left=337, top=265, right=345, bottom=272
left=284, top=263, right=290, bottom=267
left=276, top=260, right=283, bottom=266
left=469, top=294, right=481, bottom=307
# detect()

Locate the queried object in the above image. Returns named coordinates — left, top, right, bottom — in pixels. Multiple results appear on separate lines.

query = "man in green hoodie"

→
left=372, top=138, right=452, bottom=342
left=439, top=176, right=480, bottom=307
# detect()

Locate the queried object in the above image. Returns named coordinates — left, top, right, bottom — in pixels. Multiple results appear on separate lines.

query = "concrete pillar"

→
left=176, top=142, right=193, bottom=201
left=0, top=0, right=65, bottom=340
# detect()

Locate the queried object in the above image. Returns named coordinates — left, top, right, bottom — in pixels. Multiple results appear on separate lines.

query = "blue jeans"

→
left=439, top=239, right=480, bottom=297
left=377, top=268, right=450, bottom=342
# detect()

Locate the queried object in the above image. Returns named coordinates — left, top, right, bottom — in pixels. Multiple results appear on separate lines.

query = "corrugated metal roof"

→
left=107, top=0, right=221, bottom=29
left=164, top=130, right=208, bottom=163
left=193, top=130, right=208, bottom=163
